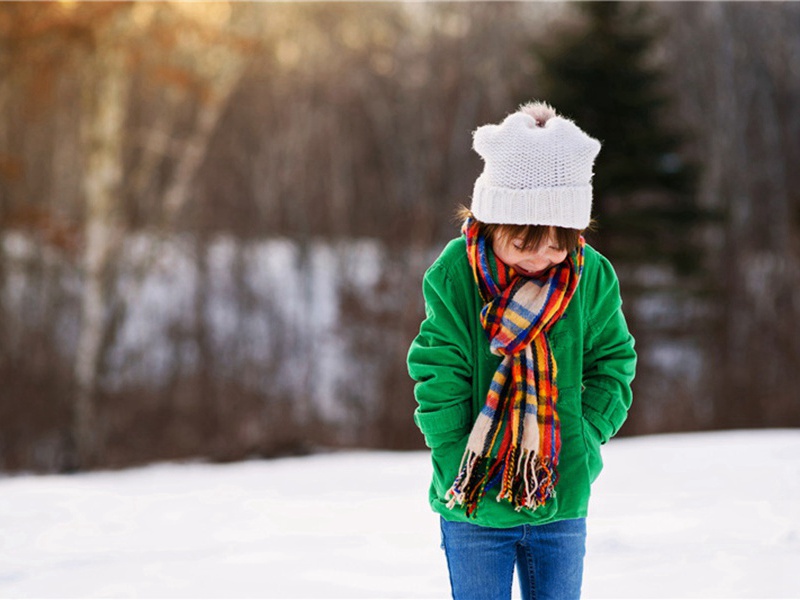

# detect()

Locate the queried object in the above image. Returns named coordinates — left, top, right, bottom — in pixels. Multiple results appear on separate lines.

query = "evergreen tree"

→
left=529, top=1, right=704, bottom=274
left=527, top=2, right=721, bottom=435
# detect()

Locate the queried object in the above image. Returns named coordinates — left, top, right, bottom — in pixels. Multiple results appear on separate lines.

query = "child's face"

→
left=492, top=230, right=568, bottom=278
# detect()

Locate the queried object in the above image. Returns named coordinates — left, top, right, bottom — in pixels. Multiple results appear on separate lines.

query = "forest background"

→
left=1, top=1, right=798, bottom=473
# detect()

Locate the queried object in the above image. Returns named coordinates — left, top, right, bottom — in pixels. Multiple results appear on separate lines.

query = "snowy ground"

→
left=1, top=430, right=799, bottom=599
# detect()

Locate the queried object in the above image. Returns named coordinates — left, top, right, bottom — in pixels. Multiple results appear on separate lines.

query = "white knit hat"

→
left=470, top=103, right=601, bottom=229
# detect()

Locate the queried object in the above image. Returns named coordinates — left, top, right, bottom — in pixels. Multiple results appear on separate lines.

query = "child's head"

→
left=462, top=101, right=600, bottom=275
left=468, top=101, right=601, bottom=232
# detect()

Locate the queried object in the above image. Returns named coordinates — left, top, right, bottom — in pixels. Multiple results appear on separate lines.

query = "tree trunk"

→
left=73, top=20, right=131, bottom=469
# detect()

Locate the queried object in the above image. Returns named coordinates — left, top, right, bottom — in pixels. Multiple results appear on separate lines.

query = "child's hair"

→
left=456, top=205, right=587, bottom=252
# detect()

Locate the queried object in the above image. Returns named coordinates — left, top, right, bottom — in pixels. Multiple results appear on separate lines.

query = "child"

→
left=407, top=102, right=636, bottom=599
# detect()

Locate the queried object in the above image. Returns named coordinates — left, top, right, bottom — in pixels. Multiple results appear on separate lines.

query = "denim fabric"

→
left=440, top=516, right=586, bottom=600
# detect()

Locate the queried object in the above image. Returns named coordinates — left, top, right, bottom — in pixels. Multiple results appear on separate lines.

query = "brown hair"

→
left=455, top=205, right=586, bottom=252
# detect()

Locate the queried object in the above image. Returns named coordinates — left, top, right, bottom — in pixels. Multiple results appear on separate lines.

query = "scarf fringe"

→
left=446, top=446, right=559, bottom=517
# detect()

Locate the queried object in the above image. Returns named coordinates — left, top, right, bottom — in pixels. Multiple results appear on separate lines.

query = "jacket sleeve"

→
left=407, top=263, right=474, bottom=449
left=581, top=255, right=637, bottom=445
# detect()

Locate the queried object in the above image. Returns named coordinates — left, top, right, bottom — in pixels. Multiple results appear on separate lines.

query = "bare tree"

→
left=73, top=6, right=134, bottom=468
left=656, top=2, right=800, bottom=428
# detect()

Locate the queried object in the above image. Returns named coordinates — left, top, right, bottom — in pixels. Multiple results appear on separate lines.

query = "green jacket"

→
left=407, top=235, right=636, bottom=528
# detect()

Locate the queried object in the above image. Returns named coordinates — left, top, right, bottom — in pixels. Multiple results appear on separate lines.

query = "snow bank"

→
left=1, top=430, right=798, bottom=598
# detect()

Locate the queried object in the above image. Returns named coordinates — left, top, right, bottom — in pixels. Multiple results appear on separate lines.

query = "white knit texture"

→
left=470, top=112, right=601, bottom=228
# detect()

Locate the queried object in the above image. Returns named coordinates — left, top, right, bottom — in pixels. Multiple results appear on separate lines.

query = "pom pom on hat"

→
left=519, top=100, right=557, bottom=127
left=470, top=101, right=601, bottom=229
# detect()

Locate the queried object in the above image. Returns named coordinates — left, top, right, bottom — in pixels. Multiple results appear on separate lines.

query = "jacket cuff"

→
left=414, top=402, right=471, bottom=448
left=582, top=396, right=626, bottom=444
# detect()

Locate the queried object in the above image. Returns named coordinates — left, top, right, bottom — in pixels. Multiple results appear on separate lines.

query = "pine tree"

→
left=530, top=1, right=705, bottom=274
left=527, top=2, right=721, bottom=435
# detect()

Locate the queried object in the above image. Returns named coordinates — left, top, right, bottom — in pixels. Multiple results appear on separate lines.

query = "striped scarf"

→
left=446, top=217, right=585, bottom=517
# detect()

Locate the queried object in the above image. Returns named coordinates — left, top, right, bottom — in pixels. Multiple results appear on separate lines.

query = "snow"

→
left=1, top=430, right=799, bottom=599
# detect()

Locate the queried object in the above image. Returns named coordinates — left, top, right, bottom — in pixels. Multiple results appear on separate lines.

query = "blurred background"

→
left=1, top=1, right=798, bottom=473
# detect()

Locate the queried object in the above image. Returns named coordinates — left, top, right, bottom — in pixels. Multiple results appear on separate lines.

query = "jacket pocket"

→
left=581, top=417, right=604, bottom=484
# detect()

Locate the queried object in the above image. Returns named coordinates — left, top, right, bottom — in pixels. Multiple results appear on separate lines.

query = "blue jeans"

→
left=440, top=516, right=586, bottom=600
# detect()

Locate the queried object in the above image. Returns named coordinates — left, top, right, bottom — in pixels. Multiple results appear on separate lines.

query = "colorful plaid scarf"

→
left=446, top=217, right=585, bottom=517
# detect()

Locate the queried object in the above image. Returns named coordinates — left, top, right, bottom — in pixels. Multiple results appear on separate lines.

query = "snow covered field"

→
left=1, top=430, right=799, bottom=599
